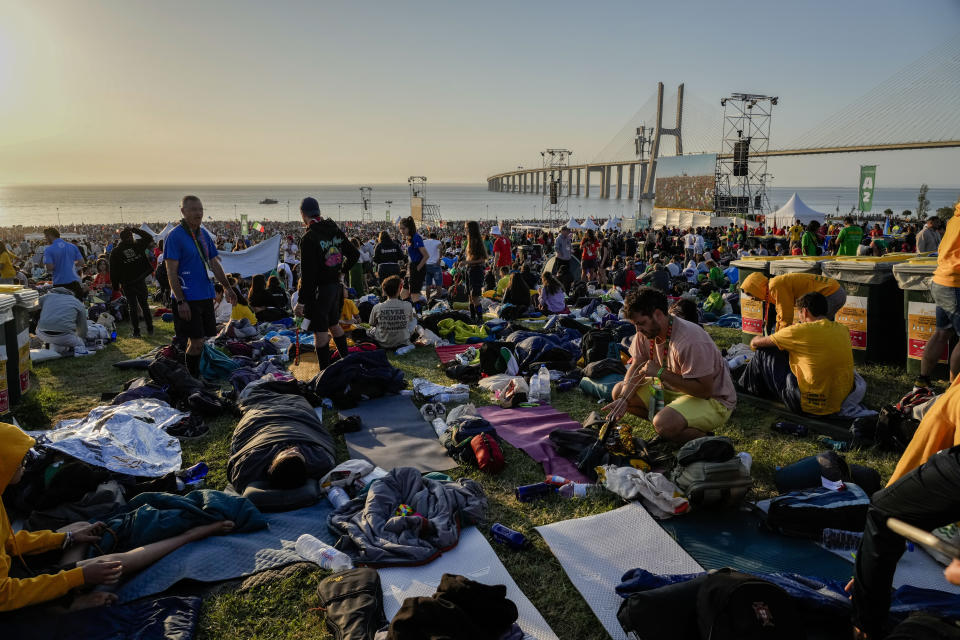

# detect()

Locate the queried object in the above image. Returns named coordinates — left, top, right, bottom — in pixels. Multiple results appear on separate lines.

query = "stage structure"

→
left=408, top=176, right=442, bottom=227
left=540, top=148, right=571, bottom=224
left=359, top=186, right=373, bottom=223
left=714, top=93, right=777, bottom=217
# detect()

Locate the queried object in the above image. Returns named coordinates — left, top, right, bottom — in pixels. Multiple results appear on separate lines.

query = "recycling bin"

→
left=893, top=258, right=950, bottom=378
left=769, top=256, right=832, bottom=277
left=821, top=256, right=909, bottom=364
left=732, top=256, right=791, bottom=344
left=2, top=286, right=40, bottom=403
left=0, top=294, right=17, bottom=416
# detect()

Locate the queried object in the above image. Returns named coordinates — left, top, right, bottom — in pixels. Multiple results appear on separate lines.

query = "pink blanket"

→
left=435, top=344, right=472, bottom=364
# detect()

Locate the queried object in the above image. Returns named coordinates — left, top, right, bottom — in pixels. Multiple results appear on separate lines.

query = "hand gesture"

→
left=602, top=397, right=628, bottom=422
left=71, top=522, right=106, bottom=545
left=82, top=559, right=123, bottom=586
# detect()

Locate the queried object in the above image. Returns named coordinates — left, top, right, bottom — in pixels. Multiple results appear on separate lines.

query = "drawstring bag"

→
left=199, top=344, right=239, bottom=380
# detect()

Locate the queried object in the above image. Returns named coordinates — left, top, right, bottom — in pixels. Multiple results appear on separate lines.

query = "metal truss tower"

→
left=540, top=148, right=571, bottom=224
left=359, top=186, right=373, bottom=223
left=408, top=176, right=442, bottom=228
left=714, top=93, right=777, bottom=218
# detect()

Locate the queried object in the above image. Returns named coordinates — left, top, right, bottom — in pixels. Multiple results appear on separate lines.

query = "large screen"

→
left=654, top=154, right=716, bottom=211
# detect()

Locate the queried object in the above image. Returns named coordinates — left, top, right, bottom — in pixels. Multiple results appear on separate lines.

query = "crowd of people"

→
left=1, top=195, right=960, bottom=639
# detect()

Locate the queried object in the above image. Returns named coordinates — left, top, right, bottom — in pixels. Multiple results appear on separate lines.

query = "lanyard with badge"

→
left=647, top=315, right=673, bottom=420
left=181, top=220, right=212, bottom=274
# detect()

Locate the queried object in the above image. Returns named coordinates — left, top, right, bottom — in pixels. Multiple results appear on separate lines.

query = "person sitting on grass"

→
left=740, top=271, right=846, bottom=332
left=0, top=423, right=233, bottom=613
left=364, top=275, right=417, bottom=349
left=538, top=271, right=568, bottom=314
left=213, top=283, right=232, bottom=324
left=339, top=284, right=360, bottom=333
left=494, top=266, right=511, bottom=299
left=500, top=273, right=530, bottom=318
left=603, top=287, right=737, bottom=444
left=738, top=292, right=855, bottom=416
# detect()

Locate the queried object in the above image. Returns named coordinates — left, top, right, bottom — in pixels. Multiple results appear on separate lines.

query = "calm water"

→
left=0, top=183, right=957, bottom=228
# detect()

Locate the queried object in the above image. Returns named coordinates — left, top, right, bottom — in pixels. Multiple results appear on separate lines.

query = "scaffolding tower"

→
left=540, top=148, right=571, bottom=224
left=359, top=186, right=373, bottom=223
left=714, top=93, right=777, bottom=218
left=408, top=176, right=442, bottom=228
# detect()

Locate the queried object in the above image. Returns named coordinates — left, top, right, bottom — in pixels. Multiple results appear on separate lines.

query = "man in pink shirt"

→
left=492, top=227, right=512, bottom=269
left=603, top=287, right=737, bottom=443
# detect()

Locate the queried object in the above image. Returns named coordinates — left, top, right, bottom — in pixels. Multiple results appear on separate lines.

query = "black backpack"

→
left=581, top=329, right=615, bottom=365
left=696, top=569, right=800, bottom=640
left=478, top=342, right=515, bottom=375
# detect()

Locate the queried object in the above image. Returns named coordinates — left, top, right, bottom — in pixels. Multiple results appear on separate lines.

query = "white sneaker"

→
left=419, top=403, right=438, bottom=423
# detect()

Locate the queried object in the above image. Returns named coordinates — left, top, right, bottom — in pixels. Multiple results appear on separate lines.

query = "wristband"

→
left=656, top=366, right=665, bottom=379
left=62, top=531, right=73, bottom=549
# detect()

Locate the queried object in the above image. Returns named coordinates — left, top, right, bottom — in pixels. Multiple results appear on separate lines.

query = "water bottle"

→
left=515, top=482, right=554, bottom=502
left=544, top=475, right=569, bottom=486
left=528, top=373, right=541, bottom=403
left=771, top=421, right=808, bottom=437
left=727, top=354, right=749, bottom=369
left=326, top=486, right=350, bottom=509
left=110, top=330, right=117, bottom=342
left=558, top=482, right=601, bottom=498
left=432, top=417, right=448, bottom=437
left=395, top=344, right=415, bottom=356
left=537, top=365, right=551, bottom=403
left=817, top=436, right=850, bottom=452
left=436, top=391, right=469, bottom=403
left=736, top=452, right=753, bottom=473
left=821, top=528, right=863, bottom=551
left=180, top=461, right=209, bottom=485
left=295, top=534, right=353, bottom=571
left=490, top=523, right=530, bottom=550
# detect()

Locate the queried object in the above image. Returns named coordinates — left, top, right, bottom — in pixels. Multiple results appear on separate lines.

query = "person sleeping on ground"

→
left=740, top=271, right=847, bottom=332
left=738, top=292, right=856, bottom=417
left=602, top=287, right=737, bottom=444
left=228, top=388, right=336, bottom=496
left=0, top=423, right=234, bottom=613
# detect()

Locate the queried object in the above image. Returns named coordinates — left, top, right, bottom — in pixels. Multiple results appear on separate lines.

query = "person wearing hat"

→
left=294, top=197, right=359, bottom=369
left=740, top=271, right=846, bottom=333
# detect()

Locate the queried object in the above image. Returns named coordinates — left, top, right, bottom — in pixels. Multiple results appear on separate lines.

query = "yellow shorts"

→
left=633, top=383, right=732, bottom=432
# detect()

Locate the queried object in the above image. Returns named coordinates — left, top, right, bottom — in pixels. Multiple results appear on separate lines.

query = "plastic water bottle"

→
left=395, top=344, right=415, bottom=356
left=180, top=461, right=209, bottom=485
left=515, top=482, right=554, bottom=502
left=771, top=421, right=808, bottom=437
left=490, top=523, right=530, bottom=550
left=821, top=528, right=863, bottom=551
left=558, top=482, right=601, bottom=498
left=544, top=475, right=570, bottom=486
left=818, top=436, right=850, bottom=452
left=537, top=365, right=551, bottom=403
left=326, top=486, right=350, bottom=509
left=528, top=373, right=541, bottom=404
left=727, top=354, right=749, bottom=369
left=295, top=534, right=353, bottom=571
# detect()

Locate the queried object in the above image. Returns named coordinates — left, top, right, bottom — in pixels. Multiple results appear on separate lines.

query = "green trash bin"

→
left=769, top=256, right=831, bottom=276
left=5, top=287, right=40, bottom=404
left=0, top=294, right=17, bottom=416
left=893, top=257, right=950, bottom=377
left=821, top=256, right=908, bottom=365
left=731, top=256, right=790, bottom=344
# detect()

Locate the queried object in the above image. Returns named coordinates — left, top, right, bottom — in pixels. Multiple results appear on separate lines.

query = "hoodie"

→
left=740, top=272, right=840, bottom=332
left=37, top=287, right=88, bottom=338
left=0, top=423, right=85, bottom=611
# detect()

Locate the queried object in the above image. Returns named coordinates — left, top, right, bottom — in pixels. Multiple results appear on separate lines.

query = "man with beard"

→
left=603, top=287, right=736, bottom=443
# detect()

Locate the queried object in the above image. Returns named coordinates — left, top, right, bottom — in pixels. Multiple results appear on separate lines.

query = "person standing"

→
left=294, top=197, right=359, bottom=369
left=553, top=227, right=572, bottom=275
left=0, top=242, right=15, bottom=284
left=917, top=200, right=960, bottom=388
left=42, top=228, right=84, bottom=299
left=423, top=232, right=443, bottom=297
left=835, top=216, right=863, bottom=256
left=109, top=227, right=156, bottom=337
left=492, top=227, right=512, bottom=270
left=399, top=217, right=428, bottom=313
left=801, top=220, right=821, bottom=256
left=916, top=216, right=943, bottom=253
left=464, top=220, right=488, bottom=324
left=164, top=196, right=236, bottom=379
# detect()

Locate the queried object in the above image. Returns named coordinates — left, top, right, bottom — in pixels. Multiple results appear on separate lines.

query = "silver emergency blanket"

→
left=28, top=399, right=184, bottom=477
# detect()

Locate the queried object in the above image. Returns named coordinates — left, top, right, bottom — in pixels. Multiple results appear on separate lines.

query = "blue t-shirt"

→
left=407, top=234, right=425, bottom=264
left=45, top=238, right=82, bottom=285
left=163, top=224, right=219, bottom=301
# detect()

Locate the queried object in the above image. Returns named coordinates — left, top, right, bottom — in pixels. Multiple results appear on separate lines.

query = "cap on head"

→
left=300, top=197, right=321, bottom=217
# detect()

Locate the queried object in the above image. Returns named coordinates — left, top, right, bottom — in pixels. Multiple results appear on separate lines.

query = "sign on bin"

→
left=741, top=295, right=763, bottom=335
left=836, top=296, right=868, bottom=350
left=908, top=301, right=948, bottom=363
left=17, top=329, right=29, bottom=393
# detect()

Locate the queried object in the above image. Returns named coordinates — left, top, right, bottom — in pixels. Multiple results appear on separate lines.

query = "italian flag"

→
left=252, top=221, right=266, bottom=233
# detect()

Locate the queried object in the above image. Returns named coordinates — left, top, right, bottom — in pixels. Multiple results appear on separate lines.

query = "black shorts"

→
left=305, top=282, right=343, bottom=331
left=408, top=263, right=426, bottom=293
left=582, top=258, right=598, bottom=271
left=467, top=265, right=485, bottom=297
left=175, top=298, right=217, bottom=339
left=377, top=263, right=400, bottom=280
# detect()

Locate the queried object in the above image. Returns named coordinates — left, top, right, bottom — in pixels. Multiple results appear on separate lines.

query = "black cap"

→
left=300, top=197, right=320, bottom=217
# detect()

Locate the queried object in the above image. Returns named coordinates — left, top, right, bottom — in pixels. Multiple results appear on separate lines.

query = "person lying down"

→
left=0, top=423, right=233, bottom=612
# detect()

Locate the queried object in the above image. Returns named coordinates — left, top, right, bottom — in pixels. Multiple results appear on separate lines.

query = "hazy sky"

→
left=1, top=0, right=957, bottom=187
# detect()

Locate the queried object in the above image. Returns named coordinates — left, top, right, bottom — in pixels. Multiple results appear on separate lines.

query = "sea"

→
left=0, top=183, right=957, bottom=229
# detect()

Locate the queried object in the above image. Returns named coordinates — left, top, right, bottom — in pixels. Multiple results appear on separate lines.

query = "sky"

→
left=0, top=0, right=958, bottom=187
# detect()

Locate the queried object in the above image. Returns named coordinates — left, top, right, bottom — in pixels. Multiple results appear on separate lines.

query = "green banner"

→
left=858, top=165, right=877, bottom=212
left=240, top=213, right=248, bottom=236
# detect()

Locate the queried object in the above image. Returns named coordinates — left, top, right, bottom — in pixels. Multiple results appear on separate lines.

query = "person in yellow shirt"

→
left=739, top=292, right=854, bottom=415
left=339, top=285, right=359, bottom=333
left=740, top=271, right=846, bottom=332
left=0, top=242, right=15, bottom=284
left=888, top=375, right=960, bottom=485
left=916, top=199, right=960, bottom=388
left=0, top=423, right=234, bottom=612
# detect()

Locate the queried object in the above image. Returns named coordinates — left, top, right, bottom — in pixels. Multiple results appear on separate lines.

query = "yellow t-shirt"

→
left=768, top=273, right=841, bottom=331
left=888, top=376, right=960, bottom=485
left=340, top=298, right=359, bottom=331
left=770, top=319, right=853, bottom=415
left=0, top=252, right=14, bottom=279
left=789, top=225, right=803, bottom=244
left=231, top=303, right=257, bottom=324
left=933, top=205, right=960, bottom=287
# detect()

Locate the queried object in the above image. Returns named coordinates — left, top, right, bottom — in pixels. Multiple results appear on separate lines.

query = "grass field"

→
left=13, top=321, right=920, bottom=639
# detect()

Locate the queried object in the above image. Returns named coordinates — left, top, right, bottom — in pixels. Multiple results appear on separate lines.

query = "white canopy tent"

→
left=769, top=193, right=825, bottom=229
left=601, top=218, right=621, bottom=231
left=564, top=217, right=582, bottom=230
left=580, top=218, right=598, bottom=230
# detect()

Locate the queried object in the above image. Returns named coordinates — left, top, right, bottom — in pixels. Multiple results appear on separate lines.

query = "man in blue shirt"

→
left=164, top=195, right=236, bottom=378
left=43, top=228, right=84, bottom=299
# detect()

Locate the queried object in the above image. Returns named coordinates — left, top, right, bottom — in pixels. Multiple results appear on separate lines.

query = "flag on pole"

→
left=858, top=165, right=877, bottom=212
left=883, top=217, right=890, bottom=235
left=252, top=221, right=265, bottom=233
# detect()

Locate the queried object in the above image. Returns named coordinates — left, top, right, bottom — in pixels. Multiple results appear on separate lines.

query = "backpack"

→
left=764, top=483, right=870, bottom=539
left=316, top=568, right=387, bottom=640
left=581, top=329, right=615, bottom=365
left=199, top=344, right=240, bottom=380
left=671, top=437, right=751, bottom=508
left=478, top=342, right=518, bottom=376
left=696, top=569, right=800, bottom=640
left=470, top=433, right=505, bottom=474
left=703, top=291, right=725, bottom=314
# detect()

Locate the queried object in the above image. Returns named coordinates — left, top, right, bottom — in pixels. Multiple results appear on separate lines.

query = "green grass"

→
left=18, top=320, right=915, bottom=639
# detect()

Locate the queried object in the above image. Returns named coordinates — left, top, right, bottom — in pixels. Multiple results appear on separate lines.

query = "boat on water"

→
left=259, top=198, right=278, bottom=204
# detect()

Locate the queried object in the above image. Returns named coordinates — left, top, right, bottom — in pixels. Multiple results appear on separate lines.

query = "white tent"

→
left=581, top=218, right=598, bottom=230
left=769, top=193, right=825, bottom=229
left=564, top=217, right=581, bottom=230
left=601, top=218, right=621, bottom=231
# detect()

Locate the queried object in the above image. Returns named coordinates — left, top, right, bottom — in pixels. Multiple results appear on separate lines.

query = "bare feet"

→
left=66, top=591, right=118, bottom=611
left=185, top=520, right=235, bottom=542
